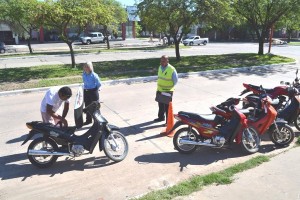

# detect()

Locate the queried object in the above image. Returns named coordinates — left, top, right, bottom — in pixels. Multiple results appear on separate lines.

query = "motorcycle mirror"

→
left=280, top=81, right=284, bottom=85
left=286, top=82, right=290, bottom=85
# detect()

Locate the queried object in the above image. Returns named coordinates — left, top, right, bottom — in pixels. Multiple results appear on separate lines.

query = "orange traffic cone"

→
left=160, top=102, right=175, bottom=137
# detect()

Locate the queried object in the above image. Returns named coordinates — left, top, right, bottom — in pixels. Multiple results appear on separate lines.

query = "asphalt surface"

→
left=0, top=42, right=300, bottom=200
left=1, top=63, right=300, bottom=200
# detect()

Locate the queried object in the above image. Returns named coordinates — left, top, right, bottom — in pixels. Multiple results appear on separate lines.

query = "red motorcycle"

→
left=170, top=102, right=260, bottom=154
left=212, top=93, right=294, bottom=146
left=243, top=93, right=294, bottom=146
left=241, top=69, right=300, bottom=110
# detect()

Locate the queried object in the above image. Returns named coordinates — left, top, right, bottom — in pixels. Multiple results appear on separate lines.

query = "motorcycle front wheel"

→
left=173, top=128, right=198, bottom=154
left=103, top=131, right=128, bottom=162
left=269, top=124, right=294, bottom=147
left=27, top=137, right=58, bottom=168
left=241, top=126, right=260, bottom=154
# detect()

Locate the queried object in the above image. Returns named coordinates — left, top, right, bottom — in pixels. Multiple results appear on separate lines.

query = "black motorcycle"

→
left=22, top=101, right=129, bottom=168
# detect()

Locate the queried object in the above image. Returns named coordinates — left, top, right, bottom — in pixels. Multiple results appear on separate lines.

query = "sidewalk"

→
left=176, top=147, right=300, bottom=200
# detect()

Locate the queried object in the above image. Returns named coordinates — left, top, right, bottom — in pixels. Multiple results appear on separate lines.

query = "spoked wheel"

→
left=103, top=131, right=128, bottom=162
left=293, top=113, right=300, bottom=131
left=27, top=137, right=58, bottom=168
left=241, top=126, right=260, bottom=154
left=269, top=124, right=294, bottom=147
left=173, top=128, right=198, bottom=154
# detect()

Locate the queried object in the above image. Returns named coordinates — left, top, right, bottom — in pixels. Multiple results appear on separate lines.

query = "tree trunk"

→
left=175, top=41, right=181, bottom=60
left=67, top=42, right=76, bottom=68
left=104, top=26, right=110, bottom=49
left=258, top=37, right=264, bottom=55
left=27, top=29, right=33, bottom=54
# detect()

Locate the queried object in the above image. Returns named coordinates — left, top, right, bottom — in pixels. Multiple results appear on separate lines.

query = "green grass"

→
left=136, top=155, right=270, bottom=200
left=288, top=42, right=300, bottom=46
left=0, top=53, right=295, bottom=91
left=296, top=136, right=300, bottom=146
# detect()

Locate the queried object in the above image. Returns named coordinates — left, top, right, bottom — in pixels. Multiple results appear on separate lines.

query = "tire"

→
left=203, top=41, right=207, bottom=45
left=269, top=124, right=294, bottom=147
left=0, top=49, right=5, bottom=53
left=27, top=137, right=58, bottom=168
left=293, top=113, right=300, bottom=131
left=241, top=126, right=260, bottom=154
left=184, top=44, right=187, bottom=46
left=86, top=40, right=91, bottom=45
left=189, top=42, right=193, bottom=46
left=103, top=131, right=128, bottom=162
left=173, top=128, right=198, bottom=154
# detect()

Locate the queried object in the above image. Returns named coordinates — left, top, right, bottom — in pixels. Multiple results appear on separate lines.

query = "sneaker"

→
left=154, top=118, right=165, bottom=122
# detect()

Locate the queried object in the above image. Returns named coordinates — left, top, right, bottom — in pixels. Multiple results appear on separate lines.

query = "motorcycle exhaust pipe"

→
left=179, top=139, right=217, bottom=147
left=28, top=150, right=71, bottom=156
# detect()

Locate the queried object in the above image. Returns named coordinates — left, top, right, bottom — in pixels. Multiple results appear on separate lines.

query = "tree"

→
left=232, top=0, right=300, bottom=55
left=41, top=0, right=109, bottom=68
left=99, top=0, right=127, bottom=49
left=276, top=13, right=300, bottom=42
left=138, top=0, right=200, bottom=60
left=0, top=0, right=44, bottom=53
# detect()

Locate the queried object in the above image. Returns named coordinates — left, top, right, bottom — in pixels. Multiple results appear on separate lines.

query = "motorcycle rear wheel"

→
left=293, top=113, right=300, bottom=131
left=103, top=131, right=128, bottom=162
left=173, top=128, right=198, bottom=154
left=269, top=124, right=294, bottom=147
left=241, top=126, right=260, bottom=154
left=27, top=137, right=58, bottom=168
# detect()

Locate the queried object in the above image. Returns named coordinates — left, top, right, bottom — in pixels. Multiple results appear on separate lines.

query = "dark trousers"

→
left=84, top=88, right=99, bottom=122
left=157, top=91, right=173, bottom=122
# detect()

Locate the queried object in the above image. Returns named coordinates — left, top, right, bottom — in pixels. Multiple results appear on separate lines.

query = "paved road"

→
left=1, top=42, right=298, bottom=68
left=0, top=63, right=299, bottom=200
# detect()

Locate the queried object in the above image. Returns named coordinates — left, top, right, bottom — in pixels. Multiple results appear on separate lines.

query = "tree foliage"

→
left=232, top=0, right=300, bottom=55
left=41, top=0, right=110, bottom=68
left=0, top=0, right=44, bottom=53
left=138, top=0, right=200, bottom=60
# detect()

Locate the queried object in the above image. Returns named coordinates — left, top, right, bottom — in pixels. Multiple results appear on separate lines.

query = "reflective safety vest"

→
left=157, top=64, right=175, bottom=92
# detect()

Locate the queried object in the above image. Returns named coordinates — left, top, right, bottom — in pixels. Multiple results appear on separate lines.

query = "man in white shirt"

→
left=40, top=86, right=72, bottom=126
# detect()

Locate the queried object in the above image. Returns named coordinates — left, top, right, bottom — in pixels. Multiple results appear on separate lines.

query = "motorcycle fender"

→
left=99, top=132, right=108, bottom=152
left=166, top=121, right=185, bottom=135
left=21, top=130, right=40, bottom=146
left=269, top=121, right=288, bottom=131
left=108, top=124, right=120, bottom=131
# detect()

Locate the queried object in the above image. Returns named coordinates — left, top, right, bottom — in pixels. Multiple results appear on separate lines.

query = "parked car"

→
left=0, top=42, right=6, bottom=53
left=183, top=35, right=209, bottom=46
left=80, top=32, right=105, bottom=44
left=271, top=38, right=287, bottom=45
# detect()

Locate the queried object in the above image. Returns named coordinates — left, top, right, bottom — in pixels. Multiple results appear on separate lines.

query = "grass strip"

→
left=0, top=53, right=295, bottom=91
left=136, top=155, right=270, bottom=200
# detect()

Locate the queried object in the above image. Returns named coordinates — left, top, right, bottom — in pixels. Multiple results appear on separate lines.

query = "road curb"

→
left=0, top=62, right=296, bottom=97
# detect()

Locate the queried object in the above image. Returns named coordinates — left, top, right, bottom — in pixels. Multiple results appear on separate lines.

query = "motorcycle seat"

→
left=249, top=84, right=274, bottom=93
left=178, top=111, right=216, bottom=122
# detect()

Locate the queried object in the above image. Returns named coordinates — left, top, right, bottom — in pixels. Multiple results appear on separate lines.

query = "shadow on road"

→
left=120, top=120, right=165, bottom=136
left=134, top=143, right=280, bottom=172
left=179, top=64, right=297, bottom=82
left=0, top=153, right=115, bottom=181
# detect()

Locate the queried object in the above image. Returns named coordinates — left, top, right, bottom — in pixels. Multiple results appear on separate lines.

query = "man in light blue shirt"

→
left=82, top=62, right=101, bottom=125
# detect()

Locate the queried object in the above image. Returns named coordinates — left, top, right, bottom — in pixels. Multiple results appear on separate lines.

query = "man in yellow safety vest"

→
left=154, top=55, right=178, bottom=124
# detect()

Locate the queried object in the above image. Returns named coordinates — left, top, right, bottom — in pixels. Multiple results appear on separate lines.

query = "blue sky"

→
left=117, top=0, right=137, bottom=6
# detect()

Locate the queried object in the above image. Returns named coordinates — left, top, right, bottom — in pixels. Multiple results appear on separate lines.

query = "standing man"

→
left=40, top=86, right=72, bottom=127
left=82, top=61, right=101, bottom=125
left=154, top=55, right=178, bottom=124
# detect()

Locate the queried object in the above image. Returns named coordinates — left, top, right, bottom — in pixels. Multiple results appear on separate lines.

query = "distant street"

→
left=0, top=41, right=299, bottom=68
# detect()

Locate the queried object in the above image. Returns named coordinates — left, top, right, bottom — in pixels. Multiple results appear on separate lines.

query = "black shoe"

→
left=83, top=121, right=92, bottom=126
left=154, top=118, right=165, bottom=122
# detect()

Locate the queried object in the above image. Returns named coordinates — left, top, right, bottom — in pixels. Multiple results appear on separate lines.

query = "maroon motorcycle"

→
left=170, top=101, right=260, bottom=154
